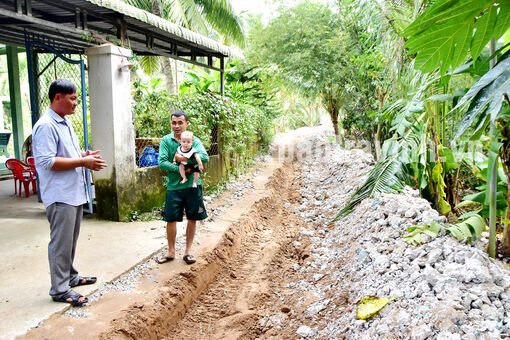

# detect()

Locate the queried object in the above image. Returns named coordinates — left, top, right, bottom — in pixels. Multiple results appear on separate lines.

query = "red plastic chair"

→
left=5, top=158, right=37, bottom=197
left=26, top=156, right=36, bottom=176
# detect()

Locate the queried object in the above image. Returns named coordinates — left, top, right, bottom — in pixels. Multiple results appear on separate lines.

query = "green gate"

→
left=26, top=36, right=93, bottom=213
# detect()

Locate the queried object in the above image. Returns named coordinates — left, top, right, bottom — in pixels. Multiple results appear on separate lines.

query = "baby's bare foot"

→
left=180, top=179, right=187, bottom=184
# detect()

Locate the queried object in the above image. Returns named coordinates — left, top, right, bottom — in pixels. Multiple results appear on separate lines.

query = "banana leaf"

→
left=446, top=214, right=486, bottom=243
left=454, top=51, right=510, bottom=139
left=403, top=1, right=509, bottom=75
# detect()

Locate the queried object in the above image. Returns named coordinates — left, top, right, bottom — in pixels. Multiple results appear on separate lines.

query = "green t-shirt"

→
left=158, top=132, right=209, bottom=190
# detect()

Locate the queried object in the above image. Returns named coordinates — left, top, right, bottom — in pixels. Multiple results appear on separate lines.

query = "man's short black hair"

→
left=171, top=110, right=189, bottom=122
left=48, top=79, right=77, bottom=103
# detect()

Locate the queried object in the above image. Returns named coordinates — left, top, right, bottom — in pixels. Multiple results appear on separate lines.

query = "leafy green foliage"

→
left=403, top=215, right=486, bottom=245
left=403, top=222, right=442, bottom=245
left=457, top=152, right=508, bottom=219
left=403, top=1, right=510, bottom=74
left=248, top=2, right=379, bottom=140
left=446, top=214, right=486, bottom=243
left=432, top=161, right=452, bottom=214
left=122, top=0, right=244, bottom=46
left=133, top=77, right=273, bottom=154
left=455, top=51, right=510, bottom=139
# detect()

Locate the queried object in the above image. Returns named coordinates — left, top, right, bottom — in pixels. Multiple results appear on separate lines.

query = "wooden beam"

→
left=220, top=57, right=224, bottom=97
left=25, top=0, right=32, bottom=16
left=0, top=8, right=90, bottom=36
left=0, top=47, right=25, bottom=55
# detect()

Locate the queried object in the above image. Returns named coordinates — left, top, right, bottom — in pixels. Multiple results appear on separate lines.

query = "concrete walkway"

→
left=0, top=178, right=168, bottom=340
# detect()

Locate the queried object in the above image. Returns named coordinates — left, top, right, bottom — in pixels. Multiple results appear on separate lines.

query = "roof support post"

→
left=82, top=10, right=88, bottom=30
left=75, top=8, right=81, bottom=29
left=15, top=0, right=22, bottom=13
left=25, top=0, right=32, bottom=16
left=86, top=44, right=135, bottom=221
left=220, top=57, right=224, bottom=97
left=6, top=45, right=24, bottom=160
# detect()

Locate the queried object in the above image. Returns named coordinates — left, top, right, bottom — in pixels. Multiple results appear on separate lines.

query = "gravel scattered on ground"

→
left=256, top=125, right=510, bottom=339
left=62, top=125, right=510, bottom=338
left=63, top=154, right=272, bottom=319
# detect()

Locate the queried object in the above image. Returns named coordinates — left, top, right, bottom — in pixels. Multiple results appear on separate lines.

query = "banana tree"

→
left=453, top=50, right=510, bottom=256
left=403, top=0, right=510, bottom=258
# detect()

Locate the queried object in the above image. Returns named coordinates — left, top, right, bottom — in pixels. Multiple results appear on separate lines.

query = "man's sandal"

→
left=70, top=276, right=97, bottom=287
left=183, top=254, right=196, bottom=265
left=155, top=256, right=174, bottom=264
left=52, top=290, right=88, bottom=306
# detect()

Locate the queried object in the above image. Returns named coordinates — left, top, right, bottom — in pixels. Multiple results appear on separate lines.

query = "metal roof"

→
left=0, top=0, right=244, bottom=70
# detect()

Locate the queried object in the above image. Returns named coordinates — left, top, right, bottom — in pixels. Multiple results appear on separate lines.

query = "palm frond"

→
left=167, top=0, right=207, bottom=33
left=122, top=0, right=152, bottom=12
left=333, top=156, right=408, bottom=221
left=139, top=55, right=161, bottom=76
left=194, top=0, right=245, bottom=46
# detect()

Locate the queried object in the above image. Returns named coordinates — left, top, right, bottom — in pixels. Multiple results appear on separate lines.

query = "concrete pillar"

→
left=86, top=44, right=135, bottom=221
left=6, top=46, right=24, bottom=160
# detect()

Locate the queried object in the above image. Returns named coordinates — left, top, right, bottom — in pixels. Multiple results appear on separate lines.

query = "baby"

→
left=174, top=131, right=204, bottom=188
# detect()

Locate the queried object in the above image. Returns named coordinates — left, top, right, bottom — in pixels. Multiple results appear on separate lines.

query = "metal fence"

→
left=35, top=52, right=89, bottom=149
left=136, top=137, right=161, bottom=167
left=134, top=124, right=220, bottom=168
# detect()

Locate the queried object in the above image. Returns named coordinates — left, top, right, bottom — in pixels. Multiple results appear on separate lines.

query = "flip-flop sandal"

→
left=52, top=290, right=88, bottom=306
left=156, top=256, right=174, bottom=264
left=183, top=254, right=196, bottom=265
left=70, top=276, right=97, bottom=287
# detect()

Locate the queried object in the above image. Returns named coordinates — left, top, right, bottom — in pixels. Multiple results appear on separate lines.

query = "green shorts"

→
left=163, top=185, right=208, bottom=222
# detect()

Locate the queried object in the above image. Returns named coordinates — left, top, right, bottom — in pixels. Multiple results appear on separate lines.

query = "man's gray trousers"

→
left=45, top=202, right=83, bottom=297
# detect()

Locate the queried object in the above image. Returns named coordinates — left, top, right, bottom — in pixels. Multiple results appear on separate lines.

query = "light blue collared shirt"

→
left=32, top=108, right=88, bottom=208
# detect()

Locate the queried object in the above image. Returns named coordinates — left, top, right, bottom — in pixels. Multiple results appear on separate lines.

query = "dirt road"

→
left=23, top=125, right=510, bottom=339
left=22, top=135, right=323, bottom=339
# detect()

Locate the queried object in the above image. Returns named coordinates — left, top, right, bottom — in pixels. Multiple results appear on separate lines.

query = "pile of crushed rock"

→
left=265, top=126, right=510, bottom=339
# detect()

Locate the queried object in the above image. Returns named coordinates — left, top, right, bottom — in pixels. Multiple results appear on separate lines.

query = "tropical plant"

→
left=403, top=1, right=510, bottom=75
left=123, top=0, right=244, bottom=93
left=332, top=157, right=409, bottom=221
left=452, top=50, right=510, bottom=255
left=403, top=215, right=486, bottom=245
left=336, top=0, right=510, bottom=258
left=133, top=77, right=273, bottom=154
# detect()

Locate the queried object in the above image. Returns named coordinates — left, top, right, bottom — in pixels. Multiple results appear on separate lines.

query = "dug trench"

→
left=22, top=156, right=343, bottom=340
left=100, top=163, right=312, bottom=339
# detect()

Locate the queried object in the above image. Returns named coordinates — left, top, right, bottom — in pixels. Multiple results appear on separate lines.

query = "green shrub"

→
left=133, top=79, right=272, bottom=155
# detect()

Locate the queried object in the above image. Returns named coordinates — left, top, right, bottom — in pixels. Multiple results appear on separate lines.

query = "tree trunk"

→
left=329, top=109, right=340, bottom=144
left=161, top=57, right=176, bottom=95
left=174, top=59, right=179, bottom=96
left=503, top=181, right=510, bottom=256
left=374, top=86, right=387, bottom=161
left=150, top=0, right=176, bottom=96
left=375, top=124, right=382, bottom=161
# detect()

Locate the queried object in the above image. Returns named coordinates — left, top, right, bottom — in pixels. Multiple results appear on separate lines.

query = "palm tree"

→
left=123, top=0, right=244, bottom=94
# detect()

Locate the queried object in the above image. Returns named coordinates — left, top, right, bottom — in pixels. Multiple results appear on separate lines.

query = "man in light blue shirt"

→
left=33, top=79, right=107, bottom=306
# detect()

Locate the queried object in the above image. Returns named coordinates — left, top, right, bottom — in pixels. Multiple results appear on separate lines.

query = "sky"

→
left=230, top=0, right=280, bottom=25
left=230, top=0, right=332, bottom=26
